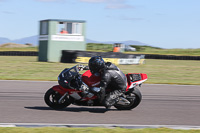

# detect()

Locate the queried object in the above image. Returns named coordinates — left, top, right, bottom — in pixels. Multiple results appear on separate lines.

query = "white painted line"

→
left=0, top=123, right=200, bottom=130
left=0, top=124, right=16, bottom=127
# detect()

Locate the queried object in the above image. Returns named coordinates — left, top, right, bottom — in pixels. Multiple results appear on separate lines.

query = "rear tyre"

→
left=114, top=88, right=142, bottom=110
left=44, top=88, right=71, bottom=109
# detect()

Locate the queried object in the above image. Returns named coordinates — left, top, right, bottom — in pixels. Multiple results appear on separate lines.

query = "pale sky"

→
left=0, top=0, right=200, bottom=48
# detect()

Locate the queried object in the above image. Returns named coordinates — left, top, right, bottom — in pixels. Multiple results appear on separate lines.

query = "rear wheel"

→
left=114, top=88, right=142, bottom=110
left=44, top=88, right=71, bottom=109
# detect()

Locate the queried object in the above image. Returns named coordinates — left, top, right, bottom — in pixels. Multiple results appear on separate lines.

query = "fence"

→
left=1, top=51, right=200, bottom=61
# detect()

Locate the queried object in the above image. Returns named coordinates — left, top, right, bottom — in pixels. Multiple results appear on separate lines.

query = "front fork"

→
left=52, top=85, right=80, bottom=103
left=58, top=92, right=68, bottom=104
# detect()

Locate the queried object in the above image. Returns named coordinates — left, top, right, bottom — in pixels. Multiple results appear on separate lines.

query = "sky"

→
left=0, top=0, right=200, bottom=49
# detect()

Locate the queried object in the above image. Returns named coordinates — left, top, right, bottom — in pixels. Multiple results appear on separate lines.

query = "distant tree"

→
left=25, top=43, right=33, bottom=47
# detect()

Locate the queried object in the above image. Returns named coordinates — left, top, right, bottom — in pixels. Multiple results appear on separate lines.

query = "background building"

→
left=38, top=19, right=86, bottom=62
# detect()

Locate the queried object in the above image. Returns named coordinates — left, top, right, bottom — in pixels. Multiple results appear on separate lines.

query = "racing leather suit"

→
left=98, top=62, right=127, bottom=107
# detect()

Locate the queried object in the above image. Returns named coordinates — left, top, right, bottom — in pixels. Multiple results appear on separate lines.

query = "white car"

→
left=125, top=45, right=136, bottom=51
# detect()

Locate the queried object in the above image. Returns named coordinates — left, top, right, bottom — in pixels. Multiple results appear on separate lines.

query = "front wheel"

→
left=44, top=88, right=71, bottom=109
left=114, top=88, right=142, bottom=110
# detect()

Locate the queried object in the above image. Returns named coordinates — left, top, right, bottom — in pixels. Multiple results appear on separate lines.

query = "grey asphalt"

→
left=0, top=80, right=200, bottom=126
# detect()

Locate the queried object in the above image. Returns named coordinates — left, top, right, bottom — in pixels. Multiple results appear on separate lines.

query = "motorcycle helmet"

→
left=88, top=56, right=105, bottom=74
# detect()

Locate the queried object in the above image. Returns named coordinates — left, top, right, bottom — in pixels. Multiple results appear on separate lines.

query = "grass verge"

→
left=129, top=45, right=200, bottom=56
left=1, top=45, right=200, bottom=56
left=0, top=56, right=200, bottom=85
left=0, top=127, right=200, bottom=133
left=0, top=47, right=38, bottom=51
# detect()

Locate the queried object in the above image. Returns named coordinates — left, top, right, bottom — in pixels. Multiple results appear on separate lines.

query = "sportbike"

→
left=44, top=65, right=147, bottom=110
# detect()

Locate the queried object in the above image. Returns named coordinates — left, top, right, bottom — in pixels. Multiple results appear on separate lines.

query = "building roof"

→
left=40, top=19, right=86, bottom=23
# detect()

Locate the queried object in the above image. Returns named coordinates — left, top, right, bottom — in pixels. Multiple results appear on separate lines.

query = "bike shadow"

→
left=24, top=106, right=120, bottom=113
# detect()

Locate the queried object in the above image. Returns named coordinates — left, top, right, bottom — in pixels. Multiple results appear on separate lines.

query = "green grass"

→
left=87, top=43, right=113, bottom=52
left=87, top=43, right=200, bottom=56
left=0, top=127, right=200, bottom=133
left=0, top=56, right=200, bottom=85
left=0, top=56, right=74, bottom=81
left=129, top=45, right=200, bottom=56
left=0, top=47, right=38, bottom=51
left=1, top=44, right=200, bottom=56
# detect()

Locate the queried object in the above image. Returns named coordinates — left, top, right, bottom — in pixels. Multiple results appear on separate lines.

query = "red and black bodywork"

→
left=44, top=65, right=147, bottom=110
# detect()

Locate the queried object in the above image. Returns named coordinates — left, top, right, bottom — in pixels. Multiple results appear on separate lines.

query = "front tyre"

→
left=44, top=88, right=71, bottom=109
left=114, top=88, right=142, bottom=110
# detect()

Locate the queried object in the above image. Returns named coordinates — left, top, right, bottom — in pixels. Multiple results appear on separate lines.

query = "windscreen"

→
left=59, top=65, right=79, bottom=80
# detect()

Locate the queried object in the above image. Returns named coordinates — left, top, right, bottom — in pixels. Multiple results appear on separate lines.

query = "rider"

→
left=88, top=56, right=127, bottom=109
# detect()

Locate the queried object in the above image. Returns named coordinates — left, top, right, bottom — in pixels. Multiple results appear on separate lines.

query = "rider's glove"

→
left=78, top=65, right=85, bottom=71
left=78, top=65, right=89, bottom=71
left=91, top=87, right=101, bottom=93
left=83, top=66, right=89, bottom=70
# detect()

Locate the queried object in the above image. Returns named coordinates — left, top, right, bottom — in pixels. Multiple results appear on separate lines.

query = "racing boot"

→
left=104, top=90, right=123, bottom=109
left=96, top=87, right=106, bottom=105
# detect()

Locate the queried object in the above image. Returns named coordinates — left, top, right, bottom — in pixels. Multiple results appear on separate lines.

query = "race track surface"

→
left=0, top=80, right=200, bottom=125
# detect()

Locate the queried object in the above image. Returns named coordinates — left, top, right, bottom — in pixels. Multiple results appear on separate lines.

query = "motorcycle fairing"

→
left=82, top=70, right=148, bottom=92
left=80, top=95, right=98, bottom=101
left=54, top=67, right=147, bottom=100
left=126, top=73, right=148, bottom=91
left=52, top=85, right=81, bottom=95
left=82, top=70, right=101, bottom=87
left=52, top=85, right=98, bottom=101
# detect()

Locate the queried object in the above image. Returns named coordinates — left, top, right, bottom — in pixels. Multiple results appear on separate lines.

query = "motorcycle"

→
left=44, top=65, right=147, bottom=110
